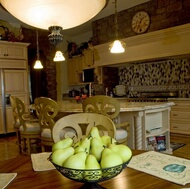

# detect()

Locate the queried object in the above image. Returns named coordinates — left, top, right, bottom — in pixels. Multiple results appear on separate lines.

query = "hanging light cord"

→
left=114, top=0, right=118, bottom=39
left=36, top=29, right=40, bottom=60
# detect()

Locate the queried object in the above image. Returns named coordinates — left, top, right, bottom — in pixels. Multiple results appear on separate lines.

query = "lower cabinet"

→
left=168, top=99, right=190, bottom=135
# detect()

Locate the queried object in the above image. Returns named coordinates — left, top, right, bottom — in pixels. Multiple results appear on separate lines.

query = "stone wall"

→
left=92, top=0, right=190, bottom=45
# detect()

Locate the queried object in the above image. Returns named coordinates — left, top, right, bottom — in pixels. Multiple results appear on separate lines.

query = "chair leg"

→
left=27, top=138, right=31, bottom=155
left=41, top=144, right=45, bottom=152
left=16, top=130, right=22, bottom=153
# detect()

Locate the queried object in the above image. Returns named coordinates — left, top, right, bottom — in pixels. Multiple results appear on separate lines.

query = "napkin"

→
left=0, top=173, right=17, bottom=189
left=128, top=151, right=190, bottom=185
left=31, top=152, right=55, bottom=171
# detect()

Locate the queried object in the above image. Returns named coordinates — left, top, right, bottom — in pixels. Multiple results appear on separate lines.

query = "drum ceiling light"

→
left=1, top=0, right=107, bottom=30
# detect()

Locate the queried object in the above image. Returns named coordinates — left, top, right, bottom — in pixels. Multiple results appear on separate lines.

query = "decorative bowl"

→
left=49, top=154, right=131, bottom=189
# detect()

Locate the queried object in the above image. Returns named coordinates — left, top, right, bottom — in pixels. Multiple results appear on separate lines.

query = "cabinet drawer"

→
left=171, top=123, right=190, bottom=132
left=171, top=111, right=190, bottom=119
left=0, top=60, right=27, bottom=69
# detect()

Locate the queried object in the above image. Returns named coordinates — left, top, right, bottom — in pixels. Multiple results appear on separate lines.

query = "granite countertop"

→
left=57, top=100, right=175, bottom=113
left=168, top=98, right=190, bottom=101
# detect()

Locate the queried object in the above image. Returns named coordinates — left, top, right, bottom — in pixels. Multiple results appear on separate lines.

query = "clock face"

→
left=132, top=11, right=150, bottom=34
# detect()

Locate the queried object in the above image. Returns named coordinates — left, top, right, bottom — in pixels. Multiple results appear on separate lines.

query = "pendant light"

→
left=34, top=30, right=43, bottom=69
left=53, top=51, right=65, bottom=62
left=109, top=0, right=125, bottom=53
left=48, top=26, right=65, bottom=62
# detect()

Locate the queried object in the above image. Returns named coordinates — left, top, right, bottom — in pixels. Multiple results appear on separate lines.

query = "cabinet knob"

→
left=172, top=114, right=178, bottom=116
left=4, top=54, right=8, bottom=56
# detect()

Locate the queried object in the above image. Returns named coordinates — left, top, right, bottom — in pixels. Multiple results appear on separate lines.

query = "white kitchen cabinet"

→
left=118, top=102, right=172, bottom=153
left=143, top=108, right=171, bottom=152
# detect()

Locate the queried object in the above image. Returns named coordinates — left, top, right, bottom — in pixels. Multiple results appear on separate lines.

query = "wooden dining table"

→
left=1, top=150, right=189, bottom=189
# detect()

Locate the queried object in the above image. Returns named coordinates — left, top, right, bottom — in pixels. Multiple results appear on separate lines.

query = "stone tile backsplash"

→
left=119, top=59, right=190, bottom=98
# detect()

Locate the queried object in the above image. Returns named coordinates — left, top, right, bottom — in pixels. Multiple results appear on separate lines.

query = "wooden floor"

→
left=0, top=133, right=190, bottom=161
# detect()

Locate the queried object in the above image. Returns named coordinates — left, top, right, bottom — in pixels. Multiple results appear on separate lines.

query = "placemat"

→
left=0, top=173, right=17, bottom=189
left=128, top=151, right=190, bottom=185
left=31, top=152, right=55, bottom=171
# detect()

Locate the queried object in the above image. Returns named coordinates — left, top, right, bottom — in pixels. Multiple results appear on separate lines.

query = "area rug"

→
left=170, top=142, right=186, bottom=151
left=128, top=151, right=190, bottom=185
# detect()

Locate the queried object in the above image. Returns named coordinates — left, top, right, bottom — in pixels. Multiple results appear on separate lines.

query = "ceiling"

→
left=0, top=0, right=150, bottom=37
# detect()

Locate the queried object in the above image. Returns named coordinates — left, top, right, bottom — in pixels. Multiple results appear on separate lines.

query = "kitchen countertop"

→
left=57, top=100, right=175, bottom=113
left=168, top=98, right=190, bottom=101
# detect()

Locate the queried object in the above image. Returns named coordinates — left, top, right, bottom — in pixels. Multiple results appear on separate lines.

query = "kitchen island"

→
left=57, top=100, right=174, bottom=152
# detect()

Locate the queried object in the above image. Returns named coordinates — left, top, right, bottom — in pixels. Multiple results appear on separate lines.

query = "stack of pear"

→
left=51, top=126, right=132, bottom=181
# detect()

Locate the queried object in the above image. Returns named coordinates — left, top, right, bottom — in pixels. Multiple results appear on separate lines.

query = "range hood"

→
left=94, top=23, right=190, bottom=66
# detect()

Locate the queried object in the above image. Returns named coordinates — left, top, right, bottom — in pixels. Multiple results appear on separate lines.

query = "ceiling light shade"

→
left=109, top=40, right=125, bottom=53
left=1, top=0, right=107, bottom=30
left=53, top=51, right=65, bottom=62
left=34, top=60, right=43, bottom=69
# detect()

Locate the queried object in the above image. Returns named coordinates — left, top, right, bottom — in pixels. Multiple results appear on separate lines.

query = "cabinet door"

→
left=0, top=43, right=27, bottom=59
left=82, top=49, right=94, bottom=69
left=67, top=57, right=83, bottom=85
left=0, top=107, right=3, bottom=134
left=6, top=107, right=14, bottom=133
left=4, top=70, right=28, bottom=93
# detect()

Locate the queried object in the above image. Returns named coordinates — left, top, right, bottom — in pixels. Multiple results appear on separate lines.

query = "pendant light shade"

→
left=109, top=0, right=125, bottom=53
left=34, top=60, right=43, bottom=69
left=1, top=0, right=106, bottom=30
left=109, top=40, right=125, bottom=53
left=53, top=51, right=65, bottom=62
left=34, top=30, right=43, bottom=69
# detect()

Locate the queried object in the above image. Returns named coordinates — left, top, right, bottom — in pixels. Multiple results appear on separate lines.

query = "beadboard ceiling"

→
left=0, top=0, right=150, bottom=37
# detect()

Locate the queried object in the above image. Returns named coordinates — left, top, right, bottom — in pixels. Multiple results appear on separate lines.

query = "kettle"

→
left=0, top=26, right=9, bottom=40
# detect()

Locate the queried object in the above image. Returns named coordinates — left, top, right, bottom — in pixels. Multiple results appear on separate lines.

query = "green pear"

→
left=101, top=135, right=117, bottom=147
left=109, top=144, right=132, bottom=163
left=84, top=154, right=102, bottom=180
left=52, top=138, right=73, bottom=152
left=90, top=137, right=105, bottom=162
left=100, top=148, right=123, bottom=169
left=75, top=137, right=91, bottom=154
left=63, top=151, right=87, bottom=169
left=51, top=147, right=75, bottom=166
left=89, top=127, right=101, bottom=141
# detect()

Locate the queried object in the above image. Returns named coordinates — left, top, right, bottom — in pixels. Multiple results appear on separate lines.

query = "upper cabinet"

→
left=67, top=57, right=83, bottom=85
left=82, top=49, right=94, bottom=69
left=0, top=41, right=28, bottom=60
left=0, top=41, right=29, bottom=69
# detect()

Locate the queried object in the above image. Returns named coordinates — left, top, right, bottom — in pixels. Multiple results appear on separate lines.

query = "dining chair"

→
left=52, top=113, right=116, bottom=143
left=34, top=97, right=59, bottom=152
left=14, top=97, right=41, bottom=155
left=82, top=95, right=130, bottom=145
left=10, top=96, right=22, bottom=153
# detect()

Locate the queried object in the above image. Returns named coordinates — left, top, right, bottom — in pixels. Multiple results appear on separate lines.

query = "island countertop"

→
left=57, top=100, right=174, bottom=113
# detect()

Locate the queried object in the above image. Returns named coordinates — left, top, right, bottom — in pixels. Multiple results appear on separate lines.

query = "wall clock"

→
left=131, top=11, right=150, bottom=34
